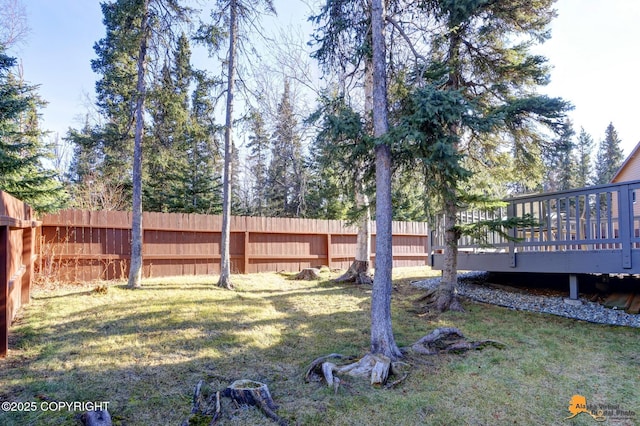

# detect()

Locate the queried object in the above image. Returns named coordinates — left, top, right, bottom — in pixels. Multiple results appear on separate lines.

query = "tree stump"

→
left=293, top=268, right=321, bottom=280
left=223, top=380, right=287, bottom=425
left=81, top=409, right=112, bottom=426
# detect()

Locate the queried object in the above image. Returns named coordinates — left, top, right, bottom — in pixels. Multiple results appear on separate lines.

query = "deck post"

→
left=569, top=274, right=579, bottom=300
left=507, top=202, right=516, bottom=267
left=619, top=185, right=632, bottom=269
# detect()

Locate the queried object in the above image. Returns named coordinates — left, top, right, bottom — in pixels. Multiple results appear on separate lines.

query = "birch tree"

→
left=198, top=0, right=276, bottom=289
left=310, top=0, right=374, bottom=283
left=91, top=0, right=190, bottom=288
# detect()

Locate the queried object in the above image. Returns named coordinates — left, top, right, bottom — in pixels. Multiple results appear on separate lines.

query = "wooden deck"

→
left=429, top=180, right=640, bottom=277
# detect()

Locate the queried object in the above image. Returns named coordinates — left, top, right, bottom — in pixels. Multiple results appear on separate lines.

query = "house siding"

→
left=611, top=142, right=640, bottom=219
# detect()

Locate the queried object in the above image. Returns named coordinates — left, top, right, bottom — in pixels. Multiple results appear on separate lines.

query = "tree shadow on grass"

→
left=0, top=278, right=386, bottom=425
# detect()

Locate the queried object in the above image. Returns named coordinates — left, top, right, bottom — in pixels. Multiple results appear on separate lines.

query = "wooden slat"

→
left=1, top=191, right=36, bottom=357
left=38, top=209, right=430, bottom=280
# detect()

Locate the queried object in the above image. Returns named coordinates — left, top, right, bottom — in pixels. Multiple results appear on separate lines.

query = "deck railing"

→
left=430, top=180, right=640, bottom=274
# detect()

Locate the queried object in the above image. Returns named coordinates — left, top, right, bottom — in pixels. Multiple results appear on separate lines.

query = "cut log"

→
left=293, top=268, right=321, bottom=280
left=81, top=410, right=112, bottom=426
left=223, top=380, right=288, bottom=426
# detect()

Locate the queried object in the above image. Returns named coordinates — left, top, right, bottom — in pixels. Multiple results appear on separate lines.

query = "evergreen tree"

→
left=310, top=0, right=376, bottom=281
left=0, top=49, right=66, bottom=212
left=246, top=109, right=270, bottom=216
left=575, top=127, right=594, bottom=188
left=90, top=0, right=142, bottom=185
left=402, top=0, right=570, bottom=311
left=182, top=71, right=222, bottom=214
left=593, top=122, right=624, bottom=184
left=145, top=33, right=192, bottom=212
left=369, top=0, right=403, bottom=360
left=543, top=119, right=575, bottom=191
left=266, top=80, right=306, bottom=217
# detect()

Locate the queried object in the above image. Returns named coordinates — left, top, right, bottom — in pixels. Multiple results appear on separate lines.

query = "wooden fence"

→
left=1, top=191, right=39, bottom=357
left=39, top=210, right=430, bottom=281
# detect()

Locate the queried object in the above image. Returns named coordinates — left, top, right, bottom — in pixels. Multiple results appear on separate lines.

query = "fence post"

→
left=326, top=233, right=332, bottom=269
left=1, top=225, right=8, bottom=357
left=244, top=231, right=249, bottom=274
left=21, top=224, right=35, bottom=306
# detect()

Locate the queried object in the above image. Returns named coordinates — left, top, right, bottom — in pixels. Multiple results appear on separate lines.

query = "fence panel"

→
left=1, top=191, right=39, bottom=357
left=38, top=210, right=430, bottom=281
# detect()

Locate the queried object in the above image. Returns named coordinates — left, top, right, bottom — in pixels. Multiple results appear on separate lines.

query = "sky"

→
left=12, top=0, right=640, bottom=157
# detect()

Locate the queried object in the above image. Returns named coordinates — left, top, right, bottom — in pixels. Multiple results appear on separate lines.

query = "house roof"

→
left=611, top=140, right=640, bottom=183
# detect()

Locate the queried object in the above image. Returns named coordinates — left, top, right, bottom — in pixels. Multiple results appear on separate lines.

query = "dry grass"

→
left=1, top=267, right=639, bottom=425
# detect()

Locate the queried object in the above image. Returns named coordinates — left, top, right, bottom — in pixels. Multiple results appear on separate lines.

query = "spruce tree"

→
left=246, top=109, right=270, bottom=216
left=266, top=80, right=306, bottom=217
left=575, top=127, right=594, bottom=188
left=0, top=49, right=66, bottom=212
left=404, top=0, right=570, bottom=311
left=593, top=122, right=624, bottom=184
left=543, top=119, right=576, bottom=191
left=146, top=33, right=192, bottom=212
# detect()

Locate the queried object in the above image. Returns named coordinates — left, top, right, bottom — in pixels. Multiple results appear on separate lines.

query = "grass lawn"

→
left=1, top=267, right=639, bottom=425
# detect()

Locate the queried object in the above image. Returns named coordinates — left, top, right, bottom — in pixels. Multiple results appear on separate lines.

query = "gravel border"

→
left=413, top=272, right=640, bottom=328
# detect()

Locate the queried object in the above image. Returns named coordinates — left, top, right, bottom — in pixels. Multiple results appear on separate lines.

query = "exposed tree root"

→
left=417, top=287, right=464, bottom=312
left=217, top=275, right=234, bottom=290
left=306, top=328, right=505, bottom=391
left=334, top=260, right=373, bottom=285
left=305, top=352, right=407, bottom=389
left=408, top=327, right=505, bottom=355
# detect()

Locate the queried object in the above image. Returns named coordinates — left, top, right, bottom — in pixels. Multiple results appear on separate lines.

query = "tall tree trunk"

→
left=433, top=27, right=464, bottom=311
left=336, top=30, right=374, bottom=284
left=335, top=176, right=371, bottom=283
left=436, top=192, right=463, bottom=311
left=218, top=0, right=237, bottom=290
left=370, top=0, right=402, bottom=360
left=127, top=1, right=149, bottom=289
